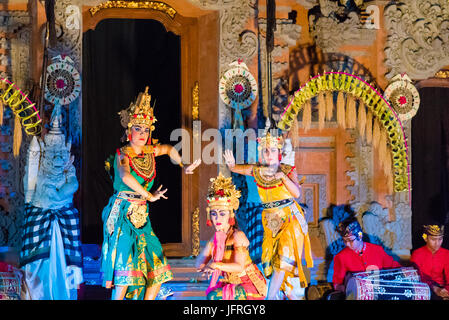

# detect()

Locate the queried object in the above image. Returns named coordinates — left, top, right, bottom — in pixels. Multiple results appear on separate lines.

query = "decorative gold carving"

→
left=191, top=207, right=200, bottom=256
left=89, top=1, right=177, bottom=19
left=192, top=81, right=199, bottom=120
left=127, top=202, right=148, bottom=229
left=435, top=70, right=449, bottom=79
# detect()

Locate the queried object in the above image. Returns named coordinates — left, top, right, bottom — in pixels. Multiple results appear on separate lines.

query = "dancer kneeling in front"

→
left=196, top=173, right=267, bottom=300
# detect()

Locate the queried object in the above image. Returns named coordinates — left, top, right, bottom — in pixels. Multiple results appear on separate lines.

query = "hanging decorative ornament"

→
left=219, top=60, right=258, bottom=129
left=45, top=55, right=81, bottom=106
left=383, top=73, right=420, bottom=122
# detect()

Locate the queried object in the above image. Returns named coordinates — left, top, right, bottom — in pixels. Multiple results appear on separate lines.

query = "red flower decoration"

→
left=234, top=84, right=244, bottom=93
left=216, top=189, right=225, bottom=197
left=398, top=96, right=407, bottom=105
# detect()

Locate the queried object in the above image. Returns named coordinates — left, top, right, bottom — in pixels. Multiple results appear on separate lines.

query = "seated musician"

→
left=332, top=217, right=401, bottom=292
left=411, top=224, right=449, bottom=300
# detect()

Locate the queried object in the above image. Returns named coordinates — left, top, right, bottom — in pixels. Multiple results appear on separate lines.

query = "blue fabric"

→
left=237, top=202, right=264, bottom=264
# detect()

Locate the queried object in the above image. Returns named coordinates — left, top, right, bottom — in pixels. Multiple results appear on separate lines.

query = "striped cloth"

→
left=20, top=203, right=82, bottom=267
left=237, top=203, right=264, bottom=265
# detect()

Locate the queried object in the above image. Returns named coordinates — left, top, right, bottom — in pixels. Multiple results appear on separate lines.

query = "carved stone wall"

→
left=384, top=0, right=449, bottom=80
left=346, top=130, right=412, bottom=258
left=308, top=0, right=376, bottom=53
left=188, top=0, right=258, bottom=132
left=298, top=173, right=326, bottom=226
left=0, top=10, right=31, bottom=248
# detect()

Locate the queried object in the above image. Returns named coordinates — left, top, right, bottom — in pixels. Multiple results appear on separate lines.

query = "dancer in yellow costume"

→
left=223, top=132, right=313, bottom=299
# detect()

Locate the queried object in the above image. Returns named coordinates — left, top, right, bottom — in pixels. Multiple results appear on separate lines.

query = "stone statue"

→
left=24, top=105, right=78, bottom=209
left=281, top=138, right=295, bottom=167
left=20, top=104, right=83, bottom=300
left=308, top=0, right=375, bottom=53
left=362, top=201, right=412, bottom=258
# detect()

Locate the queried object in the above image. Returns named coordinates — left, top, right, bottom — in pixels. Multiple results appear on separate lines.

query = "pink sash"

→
left=205, top=231, right=236, bottom=299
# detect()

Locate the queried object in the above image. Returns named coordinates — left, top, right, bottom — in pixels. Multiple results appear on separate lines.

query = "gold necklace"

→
left=254, top=166, right=282, bottom=188
left=121, top=145, right=156, bottom=182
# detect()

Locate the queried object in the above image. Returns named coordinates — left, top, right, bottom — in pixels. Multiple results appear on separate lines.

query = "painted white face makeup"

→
left=261, top=147, right=279, bottom=166
left=210, top=209, right=231, bottom=233
left=130, top=125, right=150, bottom=146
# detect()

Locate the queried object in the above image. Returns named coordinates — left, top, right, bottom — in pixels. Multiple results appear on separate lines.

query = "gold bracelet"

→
left=179, top=162, right=184, bottom=168
left=213, top=262, right=224, bottom=269
left=146, top=193, right=153, bottom=201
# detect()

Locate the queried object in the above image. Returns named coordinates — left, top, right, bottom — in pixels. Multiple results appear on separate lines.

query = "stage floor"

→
left=81, top=244, right=208, bottom=300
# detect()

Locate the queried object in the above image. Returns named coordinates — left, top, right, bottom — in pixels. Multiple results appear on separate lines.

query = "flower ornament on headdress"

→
left=206, top=173, right=241, bottom=226
left=118, top=86, right=157, bottom=140
left=422, top=224, right=445, bottom=241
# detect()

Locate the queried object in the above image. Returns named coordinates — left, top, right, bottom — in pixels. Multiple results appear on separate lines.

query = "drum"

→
left=306, top=283, right=334, bottom=300
left=351, top=267, right=421, bottom=283
left=0, top=272, right=21, bottom=300
left=346, top=277, right=430, bottom=300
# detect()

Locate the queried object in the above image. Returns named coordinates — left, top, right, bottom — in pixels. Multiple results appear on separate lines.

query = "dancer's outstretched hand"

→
left=185, top=159, right=201, bottom=174
left=148, top=185, right=168, bottom=202
left=197, top=265, right=215, bottom=280
left=223, top=149, right=235, bottom=169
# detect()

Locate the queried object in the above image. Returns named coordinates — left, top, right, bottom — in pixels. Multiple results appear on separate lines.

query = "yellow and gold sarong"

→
left=253, top=165, right=313, bottom=290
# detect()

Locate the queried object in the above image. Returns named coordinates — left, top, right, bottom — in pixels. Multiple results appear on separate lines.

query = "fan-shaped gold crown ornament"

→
left=119, top=86, right=157, bottom=131
left=205, top=173, right=242, bottom=227
left=206, top=173, right=241, bottom=211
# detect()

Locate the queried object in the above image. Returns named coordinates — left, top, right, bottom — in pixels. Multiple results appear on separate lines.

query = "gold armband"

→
left=234, top=246, right=248, bottom=253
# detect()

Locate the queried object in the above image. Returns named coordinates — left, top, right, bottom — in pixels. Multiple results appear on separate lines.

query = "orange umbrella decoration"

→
left=0, top=78, right=42, bottom=157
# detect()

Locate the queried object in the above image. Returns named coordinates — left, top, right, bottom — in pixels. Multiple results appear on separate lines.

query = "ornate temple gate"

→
left=24, top=0, right=220, bottom=257
left=79, top=1, right=219, bottom=257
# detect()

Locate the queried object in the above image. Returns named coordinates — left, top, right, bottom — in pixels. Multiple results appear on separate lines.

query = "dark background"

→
left=81, top=18, right=182, bottom=245
left=412, top=86, right=449, bottom=251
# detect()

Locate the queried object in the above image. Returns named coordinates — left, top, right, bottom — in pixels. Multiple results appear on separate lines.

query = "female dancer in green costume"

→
left=101, top=87, right=201, bottom=300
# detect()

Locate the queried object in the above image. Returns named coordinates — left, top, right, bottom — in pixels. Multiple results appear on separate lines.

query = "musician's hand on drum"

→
left=334, top=283, right=345, bottom=292
left=435, top=287, right=449, bottom=299
left=442, top=289, right=449, bottom=299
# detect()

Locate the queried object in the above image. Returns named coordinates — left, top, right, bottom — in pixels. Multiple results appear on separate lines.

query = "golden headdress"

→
left=422, top=225, right=445, bottom=240
left=257, top=131, right=284, bottom=151
left=206, top=173, right=241, bottom=226
left=119, top=86, right=157, bottom=131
